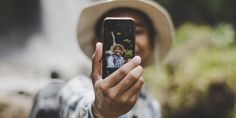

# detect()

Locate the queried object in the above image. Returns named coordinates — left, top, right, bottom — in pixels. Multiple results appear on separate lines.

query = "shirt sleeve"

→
left=58, top=75, right=95, bottom=118
left=107, top=55, right=115, bottom=68
left=126, top=88, right=162, bottom=118
left=150, top=98, right=162, bottom=118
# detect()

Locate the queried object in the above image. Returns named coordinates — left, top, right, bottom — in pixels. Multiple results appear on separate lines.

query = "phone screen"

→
left=102, top=17, right=135, bottom=78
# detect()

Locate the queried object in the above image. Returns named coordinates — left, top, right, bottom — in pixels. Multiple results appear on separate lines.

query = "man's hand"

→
left=91, top=42, right=144, bottom=118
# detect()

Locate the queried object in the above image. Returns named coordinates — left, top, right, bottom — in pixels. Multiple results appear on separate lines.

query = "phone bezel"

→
left=102, top=17, right=135, bottom=79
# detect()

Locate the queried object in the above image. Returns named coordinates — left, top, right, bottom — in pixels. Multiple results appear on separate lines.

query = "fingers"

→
left=110, top=65, right=143, bottom=97
left=104, top=56, right=141, bottom=87
left=123, top=77, right=144, bottom=99
left=91, top=42, right=103, bottom=84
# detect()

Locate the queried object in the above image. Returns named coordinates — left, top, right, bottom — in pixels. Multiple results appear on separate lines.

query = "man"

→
left=106, top=44, right=125, bottom=75
left=30, top=0, right=174, bottom=118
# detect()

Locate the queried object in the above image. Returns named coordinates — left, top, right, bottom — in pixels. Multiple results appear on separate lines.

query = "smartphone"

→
left=102, top=17, right=135, bottom=79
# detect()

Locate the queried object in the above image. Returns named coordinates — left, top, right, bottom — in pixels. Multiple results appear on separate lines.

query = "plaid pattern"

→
left=59, top=75, right=161, bottom=118
left=113, top=55, right=125, bottom=68
left=107, top=54, right=125, bottom=69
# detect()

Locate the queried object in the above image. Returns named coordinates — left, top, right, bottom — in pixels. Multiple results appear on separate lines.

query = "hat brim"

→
left=77, top=0, right=175, bottom=66
left=111, top=44, right=125, bottom=54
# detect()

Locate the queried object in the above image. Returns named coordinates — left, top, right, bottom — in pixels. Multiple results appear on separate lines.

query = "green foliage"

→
left=144, top=23, right=236, bottom=118
left=124, top=50, right=133, bottom=60
left=175, top=23, right=235, bottom=47
left=155, top=0, right=236, bottom=27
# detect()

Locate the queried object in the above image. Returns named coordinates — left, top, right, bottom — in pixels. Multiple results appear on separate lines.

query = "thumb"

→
left=91, top=42, right=103, bottom=84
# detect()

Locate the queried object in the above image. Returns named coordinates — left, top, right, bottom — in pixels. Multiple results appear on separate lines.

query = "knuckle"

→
left=129, top=72, right=138, bottom=81
left=92, top=53, right=96, bottom=60
left=101, top=85, right=108, bottom=92
left=97, top=82, right=106, bottom=91
left=138, top=77, right=144, bottom=85
left=94, top=82, right=101, bottom=90
left=92, top=55, right=96, bottom=63
left=99, top=84, right=110, bottom=97
left=124, top=97, right=136, bottom=106
left=129, top=97, right=137, bottom=105
left=118, top=67, right=127, bottom=75
left=108, top=92, right=117, bottom=101
left=92, top=53, right=100, bottom=64
left=123, top=78, right=132, bottom=86
left=119, top=97, right=127, bottom=104
left=127, top=99, right=134, bottom=105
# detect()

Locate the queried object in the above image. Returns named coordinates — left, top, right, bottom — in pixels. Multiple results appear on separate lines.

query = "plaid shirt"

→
left=107, top=54, right=125, bottom=69
left=59, top=75, right=161, bottom=118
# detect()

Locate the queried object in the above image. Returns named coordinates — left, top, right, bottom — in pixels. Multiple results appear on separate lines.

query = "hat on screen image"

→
left=111, top=44, right=125, bottom=55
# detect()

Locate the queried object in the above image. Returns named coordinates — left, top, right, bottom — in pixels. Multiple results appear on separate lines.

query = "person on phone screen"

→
left=30, top=0, right=174, bottom=118
left=106, top=44, right=125, bottom=75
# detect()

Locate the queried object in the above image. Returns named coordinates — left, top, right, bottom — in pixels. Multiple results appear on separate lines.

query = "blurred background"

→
left=0, top=0, right=236, bottom=118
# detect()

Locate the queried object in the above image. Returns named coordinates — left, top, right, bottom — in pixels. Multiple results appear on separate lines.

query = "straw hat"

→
left=111, top=44, right=125, bottom=54
left=77, top=0, right=175, bottom=66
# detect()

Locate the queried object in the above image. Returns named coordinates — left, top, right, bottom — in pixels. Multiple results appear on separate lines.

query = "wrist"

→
left=92, top=102, right=117, bottom=118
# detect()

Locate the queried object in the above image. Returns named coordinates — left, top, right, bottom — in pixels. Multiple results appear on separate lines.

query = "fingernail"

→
left=97, top=42, right=103, bottom=48
left=95, top=43, right=100, bottom=51
left=134, top=56, right=141, bottom=64
left=96, top=42, right=99, bottom=48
